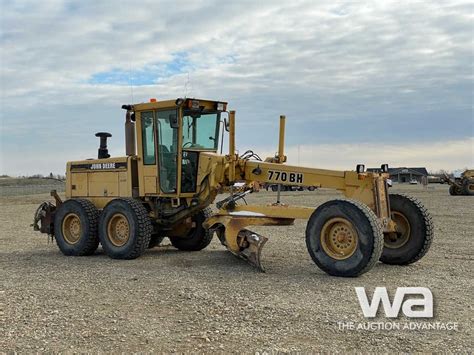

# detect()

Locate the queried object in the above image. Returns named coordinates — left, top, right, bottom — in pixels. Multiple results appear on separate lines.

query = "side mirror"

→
left=169, top=113, right=179, bottom=129
left=224, top=118, right=230, bottom=132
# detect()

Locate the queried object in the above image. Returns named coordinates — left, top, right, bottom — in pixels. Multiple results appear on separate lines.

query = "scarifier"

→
left=32, top=98, right=434, bottom=276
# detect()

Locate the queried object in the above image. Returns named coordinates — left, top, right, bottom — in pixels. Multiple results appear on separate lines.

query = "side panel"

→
left=144, top=175, right=157, bottom=194
left=66, top=157, right=133, bottom=201
left=119, top=171, right=131, bottom=196
left=71, top=173, right=88, bottom=197
left=88, top=172, right=119, bottom=197
left=129, top=158, right=139, bottom=197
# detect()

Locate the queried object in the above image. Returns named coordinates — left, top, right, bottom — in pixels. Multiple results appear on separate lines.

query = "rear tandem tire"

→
left=169, top=208, right=213, bottom=251
left=99, top=198, right=152, bottom=259
left=305, top=199, right=384, bottom=277
left=53, top=199, right=100, bottom=256
left=380, top=194, right=433, bottom=265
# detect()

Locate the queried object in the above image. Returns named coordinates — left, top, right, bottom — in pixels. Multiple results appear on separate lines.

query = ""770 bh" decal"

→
left=268, top=170, right=304, bottom=184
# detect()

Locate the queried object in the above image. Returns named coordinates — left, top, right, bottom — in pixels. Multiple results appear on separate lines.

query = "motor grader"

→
left=33, top=98, right=433, bottom=277
left=444, top=170, right=474, bottom=196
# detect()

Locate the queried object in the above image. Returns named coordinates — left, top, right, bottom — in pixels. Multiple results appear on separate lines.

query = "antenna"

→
left=129, top=63, right=134, bottom=103
left=184, top=72, right=191, bottom=98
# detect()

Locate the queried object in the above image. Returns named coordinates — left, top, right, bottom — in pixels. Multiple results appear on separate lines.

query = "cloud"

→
left=0, top=0, right=472, bottom=175
left=2, top=136, right=471, bottom=176
left=256, top=137, right=474, bottom=172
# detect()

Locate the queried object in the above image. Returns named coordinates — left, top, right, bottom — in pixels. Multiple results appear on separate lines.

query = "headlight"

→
left=188, top=99, right=200, bottom=110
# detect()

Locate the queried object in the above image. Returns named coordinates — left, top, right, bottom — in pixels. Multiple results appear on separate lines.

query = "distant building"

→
left=367, top=167, right=429, bottom=183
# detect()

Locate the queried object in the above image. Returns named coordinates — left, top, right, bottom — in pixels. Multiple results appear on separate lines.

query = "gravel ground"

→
left=1, top=184, right=472, bottom=352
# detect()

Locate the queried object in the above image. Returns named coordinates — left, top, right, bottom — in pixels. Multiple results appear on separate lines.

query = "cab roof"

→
left=131, top=98, right=227, bottom=112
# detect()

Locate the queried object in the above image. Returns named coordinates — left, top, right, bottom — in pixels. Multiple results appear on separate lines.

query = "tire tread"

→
left=119, top=198, right=152, bottom=259
left=383, top=193, right=434, bottom=265
left=55, top=198, right=99, bottom=256
left=343, top=199, right=384, bottom=276
left=99, top=198, right=152, bottom=259
left=170, top=207, right=213, bottom=251
left=74, top=199, right=100, bottom=255
left=306, top=199, right=384, bottom=277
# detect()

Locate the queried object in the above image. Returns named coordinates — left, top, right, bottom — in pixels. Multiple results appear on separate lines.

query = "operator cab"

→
left=131, top=98, right=227, bottom=197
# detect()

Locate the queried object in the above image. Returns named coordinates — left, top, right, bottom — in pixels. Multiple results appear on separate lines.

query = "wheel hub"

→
left=320, top=218, right=358, bottom=260
left=107, top=214, right=130, bottom=247
left=385, top=211, right=411, bottom=248
left=62, top=213, right=82, bottom=244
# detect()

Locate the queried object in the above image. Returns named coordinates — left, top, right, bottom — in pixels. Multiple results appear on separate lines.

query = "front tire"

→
left=380, top=194, right=433, bottom=265
left=169, top=208, right=213, bottom=251
left=305, top=199, right=384, bottom=277
left=99, top=198, right=152, bottom=259
left=449, top=185, right=463, bottom=195
left=53, top=199, right=99, bottom=256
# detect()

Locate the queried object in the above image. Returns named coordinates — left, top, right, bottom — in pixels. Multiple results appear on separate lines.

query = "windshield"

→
left=182, top=111, right=220, bottom=150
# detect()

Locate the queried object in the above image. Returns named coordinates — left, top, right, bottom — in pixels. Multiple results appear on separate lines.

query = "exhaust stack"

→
left=122, top=105, right=136, bottom=156
left=125, top=110, right=136, bottom=156
left=95, top=132, right=112, bottom=159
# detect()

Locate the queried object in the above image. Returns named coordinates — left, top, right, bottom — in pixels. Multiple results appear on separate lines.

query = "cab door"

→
left=155, top=109, right=179, bottom=195
left=137, top=110, right=159, bottom=195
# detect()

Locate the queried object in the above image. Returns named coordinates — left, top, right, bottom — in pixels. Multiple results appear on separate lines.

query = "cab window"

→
left=141, top=111, right=155, bottom=165
left=182, top=112, right=219, bottom=150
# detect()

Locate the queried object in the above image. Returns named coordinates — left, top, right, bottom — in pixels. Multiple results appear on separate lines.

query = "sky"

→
left=0, top=0, right=472, bottom=176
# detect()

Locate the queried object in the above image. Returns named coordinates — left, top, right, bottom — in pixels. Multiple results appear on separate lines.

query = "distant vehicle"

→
left=409, top=179, right=418, bottom=185
left=443, top=169, right=474, bottom=196
left=427, top=175, right=445, bottom=184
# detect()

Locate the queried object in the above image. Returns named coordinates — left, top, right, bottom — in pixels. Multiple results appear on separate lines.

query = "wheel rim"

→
left=385, top=211, right=411, bottom=249
left=320, top=217, right=358, bottom=260
left=62, top=213, right=82, bottom=244
left=107, top=213, right=130, bottom=247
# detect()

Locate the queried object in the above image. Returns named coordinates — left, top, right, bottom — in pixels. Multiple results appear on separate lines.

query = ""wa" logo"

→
left=355, top=287, right=433, bottom=318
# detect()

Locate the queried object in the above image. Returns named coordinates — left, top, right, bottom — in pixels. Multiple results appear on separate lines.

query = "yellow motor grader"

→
left=444, top=170, right=474, bottom=196
left=33, top=98, right=433, bottom=276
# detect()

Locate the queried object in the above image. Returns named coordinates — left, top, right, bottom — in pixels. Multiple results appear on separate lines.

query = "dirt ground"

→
left=1, top=184, right=472, bottom=352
